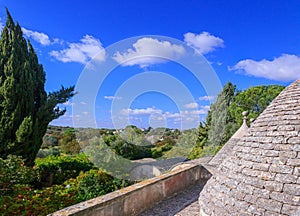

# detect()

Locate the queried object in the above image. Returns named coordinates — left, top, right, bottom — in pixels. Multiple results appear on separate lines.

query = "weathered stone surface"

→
left=283, top=184, right=300, bottom=195
left=269, top=164, right=294, bottom=174
left=199, top=78, right=300, bottom=215
left=281, top=203, right=299, bottom=215
left=287, top=158, right=300, bottom=166
left=279, top=151, right=297, bottom=159
left=257, top=197, right=282, bottom=213
left=264, top=181, right=283, bottom=192
left=275, top=173, right=298, bottom=184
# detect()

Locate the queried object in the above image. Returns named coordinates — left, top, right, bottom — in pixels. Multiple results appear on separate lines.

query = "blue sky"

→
left=1, top=0, right=300, bottom=129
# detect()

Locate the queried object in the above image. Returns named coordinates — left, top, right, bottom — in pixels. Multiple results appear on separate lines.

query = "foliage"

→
left=206, top=81, right=236, bottom=147
left=225, top=84, right=285, bottom=140
left=0, top=154, right=132, bottom=215
left=0, top=10, right=75, bottom=166
left=0, top=155, right=35, bottom=195
left=35, top=154, right=94, bottom=185
left=0, top=183, right=78, bottom=215
left=163, top=129, right=198, bottom=159
left=189, top=83, right=284, bottom=159
left=42, top=134, right=59, bottom=148
left=109, top=136, right=152, bottom=160
left=151, top=136, right=176, bottom=158
left=36, top=147, right=60, bottom=158
left=0, top=169, right=131, bottom=216
left=59, top=128, right=81, bottom=155
left=188, top=122, right=208, bottom=159
left=119, top=125, right=152, bottom=146
left=76, top=169, right=131, bottom=201
left=83, top=137, right=134, bottom=179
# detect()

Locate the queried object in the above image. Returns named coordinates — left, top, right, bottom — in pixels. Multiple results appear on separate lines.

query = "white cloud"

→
left=21, top=27, right=51, bottom=46
left=120, top=107, right=162, bottom=116
left=118, top=106, right=210, bottom=129
left=180, top=106, right=210, bottom=115
left=184, top=102, right=198, bottom=109
left=164, top=112, right=181, bottom=119
left=104, top=96, right=122, bottom=100
left=113, top=37, right=186, bottom=68
left=199, top=95, right=216, bottom=101
left=230, top=54, right=300, bottom=82
left=63, top=100, right=74, bottom=106
left=50, top=35, right=106, bottom=64
left=184, top=32, right=224, bottom=54
left=120, top=106, right=209, bottom=118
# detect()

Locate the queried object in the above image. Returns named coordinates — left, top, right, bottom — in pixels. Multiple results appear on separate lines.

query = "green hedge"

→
left=35, top=154, right=95, bottom=185
left=0, top=155, right=132, bottom=215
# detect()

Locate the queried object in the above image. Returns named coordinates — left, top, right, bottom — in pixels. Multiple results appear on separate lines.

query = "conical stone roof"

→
left=199, top=79, right=300, bottom=216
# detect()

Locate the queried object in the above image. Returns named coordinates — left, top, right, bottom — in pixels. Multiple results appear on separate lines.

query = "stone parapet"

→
left=49, top=161, right=211, bottom=216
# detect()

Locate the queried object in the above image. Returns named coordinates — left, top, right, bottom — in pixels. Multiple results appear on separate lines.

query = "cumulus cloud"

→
left=50, top=35, right=106, bottom=64
left=120, top=106, right=209, bottom=118
left=21, top=27, right=51, bottom=46
left=184, top=102, right=198, bottom=109
left=184, top=32, right=224, bottom=54
left=118, top=106, right=210, bottom=128
left=120, top=107, right=162, bottom=116
left=113, top=37, right=186, bottom=68
left=180, top=106, right=210, bottom=115
left=199, top=95, right=216, bottom=101
left=230, top=54, right=300, bottom=82
left=104, top=96, right=122, bottom=100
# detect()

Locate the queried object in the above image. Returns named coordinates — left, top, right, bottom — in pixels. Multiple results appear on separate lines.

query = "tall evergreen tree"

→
left=206, top=81, right=236, bottom=146
left=0, top=9, right=75, bottom=166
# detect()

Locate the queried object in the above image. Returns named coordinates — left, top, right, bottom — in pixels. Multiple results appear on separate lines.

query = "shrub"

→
left=36, top=147, right=60, bottom=158
left=35, top=154, right=94, bottom=185
left=77, top=169, right=131, bottom=200
left=0, top=155, right=35, bottom=195
left=42, top=135, right=59, bottom=148
left=0, top=181, right=78, bottom=215
left=0, top=153, right=132, bottom=215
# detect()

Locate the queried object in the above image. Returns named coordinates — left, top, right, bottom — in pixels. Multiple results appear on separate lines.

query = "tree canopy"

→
left=0, top=9, right=75, bottom=166
left=189, top=82, right=285, bottom=159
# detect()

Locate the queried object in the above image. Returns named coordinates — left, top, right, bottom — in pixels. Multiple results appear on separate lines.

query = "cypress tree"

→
left=0, top=9, right=75, bottom=166
left=206, top=81, right=236, bottom=146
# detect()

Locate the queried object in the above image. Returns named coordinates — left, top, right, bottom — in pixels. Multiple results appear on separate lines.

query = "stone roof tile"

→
left=199, top=79, right=300, bottom=215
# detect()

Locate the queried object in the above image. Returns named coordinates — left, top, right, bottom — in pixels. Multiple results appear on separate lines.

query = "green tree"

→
left=206, top=81, right=236, bottom=146
left=60, top=128, right=81, bottom=155
left=188, top=121, right=209, bottom=159
left=189, top=83, right=284, bottom=159
left=0, top=9, right=75, bottom=166
left=225, top=85, right=284, bottom=140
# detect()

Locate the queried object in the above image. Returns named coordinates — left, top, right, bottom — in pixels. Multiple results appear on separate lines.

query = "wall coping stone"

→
left=48, top=159, right=212, bottom=216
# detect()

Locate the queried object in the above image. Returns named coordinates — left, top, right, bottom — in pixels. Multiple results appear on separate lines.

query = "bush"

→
left=36, top=147, right=60, bottom=158
left=0, top=155, right=35, bottom=195
left=35, top=154, right=95, bottom=185
left=0, top=169, right=132, bottom=215
left=0, top=181, right=78, bottom=215
left=77, top=169, right=131, bottom=200
left=42, top=135, right=59, bottom=148
left=0, top=154, right=132, bottom=215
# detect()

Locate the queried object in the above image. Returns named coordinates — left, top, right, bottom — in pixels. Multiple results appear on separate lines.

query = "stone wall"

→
left=49, top=161, right=211, bottom=216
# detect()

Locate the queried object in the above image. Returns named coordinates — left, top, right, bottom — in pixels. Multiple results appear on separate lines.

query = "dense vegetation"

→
left=188, top=82, right=285, bottom=159
left=0, top=9, right=75, bottom=166
left=0, top=9, right=286, bottom=215
left=0, top=155, right=130, bottom=215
